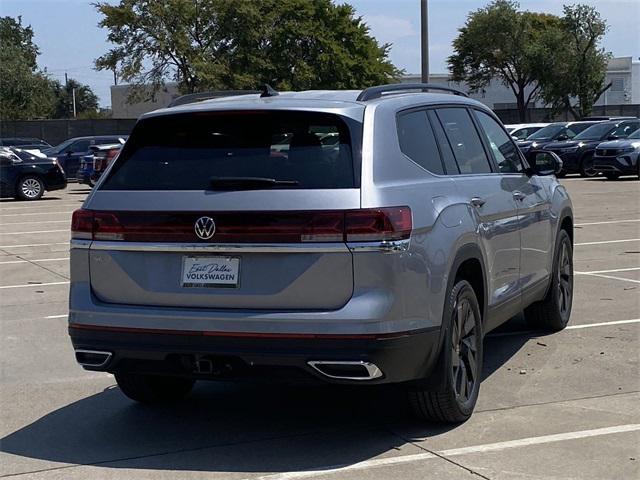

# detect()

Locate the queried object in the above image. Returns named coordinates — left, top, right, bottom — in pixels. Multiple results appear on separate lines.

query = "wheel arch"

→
left=415, top=242, right=487, bottom=390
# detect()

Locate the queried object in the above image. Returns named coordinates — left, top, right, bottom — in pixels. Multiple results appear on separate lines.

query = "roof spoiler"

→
left=168, top=90, right=259, bottom=108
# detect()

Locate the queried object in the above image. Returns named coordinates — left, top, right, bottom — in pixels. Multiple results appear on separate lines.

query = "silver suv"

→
left=68, top=84, right=574, bottom=422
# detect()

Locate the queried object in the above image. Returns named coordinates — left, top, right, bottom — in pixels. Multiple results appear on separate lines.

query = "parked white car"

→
left=505, top=123, right=549, bottom=140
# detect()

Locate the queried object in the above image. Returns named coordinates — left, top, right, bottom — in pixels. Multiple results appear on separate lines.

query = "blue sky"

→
left=1, top=0, right=638, bottom=107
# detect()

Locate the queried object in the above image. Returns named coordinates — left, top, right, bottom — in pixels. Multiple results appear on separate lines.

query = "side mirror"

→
left=556, top=134, right=569, bottom=141
left=527, top=150, right=563, bottom=176
left=607, top=135, right=619, bottom=141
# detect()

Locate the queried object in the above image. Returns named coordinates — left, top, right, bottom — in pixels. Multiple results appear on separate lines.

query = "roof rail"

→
left=168, top=90, right=259, bottom=108
left=356, top=83, right=468, bottom=102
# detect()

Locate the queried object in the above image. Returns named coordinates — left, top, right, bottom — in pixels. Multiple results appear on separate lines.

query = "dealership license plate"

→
left=181, top=256, right=240, bottom=288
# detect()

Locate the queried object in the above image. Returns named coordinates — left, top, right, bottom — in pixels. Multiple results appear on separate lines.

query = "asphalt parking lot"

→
left=0, top=179, right=638, bottom=480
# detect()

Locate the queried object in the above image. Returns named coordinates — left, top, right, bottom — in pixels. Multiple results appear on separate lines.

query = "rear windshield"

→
left=101, top=111, right=358, bottom=190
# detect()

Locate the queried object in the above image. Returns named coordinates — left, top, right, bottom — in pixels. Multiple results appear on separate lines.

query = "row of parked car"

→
left=506, top=117, right=640, bottom=179
left=1, top=114, right=639, bottom=201
left=0, top=136, right=126, bottom=200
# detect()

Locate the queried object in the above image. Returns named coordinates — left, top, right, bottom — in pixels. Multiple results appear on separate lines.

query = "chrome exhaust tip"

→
left=307, top=361, right=383, bottom=381
left=75, top=349, right=112, bottom=368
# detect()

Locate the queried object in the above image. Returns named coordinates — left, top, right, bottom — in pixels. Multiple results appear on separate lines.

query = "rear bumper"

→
left=68, top=324, right=441, bottom=385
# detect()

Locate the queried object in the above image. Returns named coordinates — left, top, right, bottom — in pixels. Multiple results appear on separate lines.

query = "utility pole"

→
left=72, top=88, right=77, bottom=118
left=421, top=0, right=429, bottom=83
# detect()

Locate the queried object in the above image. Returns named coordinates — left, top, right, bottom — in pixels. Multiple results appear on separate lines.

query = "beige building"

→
left=110, top=56, right=640, bottom=118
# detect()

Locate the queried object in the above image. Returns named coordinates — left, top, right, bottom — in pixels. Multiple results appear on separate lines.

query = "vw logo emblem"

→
left=194, top=216, right=216, bottom=240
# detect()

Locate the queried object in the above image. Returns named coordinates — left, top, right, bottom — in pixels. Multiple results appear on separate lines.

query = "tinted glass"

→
left=574, top=123, right=616, bottom=140
left=102, top=111, right=356, bottom=190
left=610, top=121, right=640, bottom=138
left=475, top=111, right=523, bottom=173
left=427, top=110, right=459, bottom=174
left=528, top=124, right=564, bottom=140
left=397, top=110, right=444, bottom=174
left=628, top=128, right=640, bottom=139
left=436, top=108, right=492, bottom=174
left=70, top=140, right=91, bottom=153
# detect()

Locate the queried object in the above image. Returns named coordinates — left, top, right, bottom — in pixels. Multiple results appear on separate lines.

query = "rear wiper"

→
left=209, top=176, right=299, bottom=190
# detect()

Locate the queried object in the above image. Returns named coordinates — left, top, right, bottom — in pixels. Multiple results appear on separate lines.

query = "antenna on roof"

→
left=260, top=84, right=279, bottom=98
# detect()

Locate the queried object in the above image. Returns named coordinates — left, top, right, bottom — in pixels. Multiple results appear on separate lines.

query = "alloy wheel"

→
left=21, top=178, right=42, bottom=199
left=557, top=241, right=573, bottom=317
left=451, top=297, right=479, bottom=404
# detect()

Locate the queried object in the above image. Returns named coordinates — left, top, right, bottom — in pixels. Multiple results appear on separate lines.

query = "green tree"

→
left=448, top=0, right=561, bottom=122
left=94, top=0, right=401, bottom=100
left=50, top=78, right=100, bottom=119
left=538, top=5, right=611, bottom=119
left=0, top=16, right=55, bottom=120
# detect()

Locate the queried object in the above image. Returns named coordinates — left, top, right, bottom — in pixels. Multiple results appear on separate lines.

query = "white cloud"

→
left=364, top=15, right=417, bottom=44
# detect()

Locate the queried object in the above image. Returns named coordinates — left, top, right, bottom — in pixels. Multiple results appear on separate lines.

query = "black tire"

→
left=115, top=372, right=195, bottom=404
left=579, top=153, right=597, bottom=177
left=408, top=280, right=483, bottom=423
left=15, top=175, right=44, bottom=201
left=555, top=170, right=566, bottom=178
left=604, top=173, right=620, bottom=180
left=525, top=229, right=573, bottom=331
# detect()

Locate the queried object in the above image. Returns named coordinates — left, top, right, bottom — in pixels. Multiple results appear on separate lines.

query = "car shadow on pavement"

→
left=1, top=318, right=544, bottom=476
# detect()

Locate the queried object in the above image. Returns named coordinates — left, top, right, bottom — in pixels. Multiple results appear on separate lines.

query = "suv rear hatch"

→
left=78, top=109, right=363, bottom=310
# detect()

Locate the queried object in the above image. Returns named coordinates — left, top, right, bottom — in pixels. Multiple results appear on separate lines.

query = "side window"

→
left=475, top=110, right=524, bottom=174
left=396, top=110, right=444, bottom=175
left=427, top=110, right=459, bottom=174
left=435, top=108, right=492, bottom=174
left=70, top=140, right=90, bottom=153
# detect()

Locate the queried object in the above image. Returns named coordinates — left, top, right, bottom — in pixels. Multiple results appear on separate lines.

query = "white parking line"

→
left=0, top=211, right=75, bottom=217
left=45, top=314, right=68, bottom=319
left=0, top=242, right=68, bottom=249
left=0, top=257, right=69, bottom=265
left=0, top=281, right=69, bottom=290
left=577, top=267, right=640, bottom=274
left=578, top=272, right=640, bottom=284
left=575, top=219, right=640, bottom=226
left=0, top=229, right=68, bottom=235
left=566, top=319, right=640, bottom=329
left=0, top=219, right=69, bottom=225
left=0, top=202, right=81, bottom=211
left=575, top=238, right=640, bottom=246
left=252, top=424, right=640, bottom=480
left=487, top=318, right=640, bottom=337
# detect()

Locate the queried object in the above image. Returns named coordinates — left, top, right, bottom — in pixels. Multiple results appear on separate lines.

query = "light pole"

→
left=421, top=0, right=429, bottom=83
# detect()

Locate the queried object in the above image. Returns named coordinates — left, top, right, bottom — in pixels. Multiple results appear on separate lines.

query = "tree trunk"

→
left=516, top=88, right=527, bottom=122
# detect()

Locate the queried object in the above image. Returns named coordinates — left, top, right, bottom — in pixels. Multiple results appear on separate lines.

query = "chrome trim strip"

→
left=74, top=349, right=112, bottom=368
left=347, top=239, right=410, bottom=253
left=70, top=239, right=91, bottom=250
left=308, top=361, right=383, bottom=381
left=89, top=241, right=350, bottom=253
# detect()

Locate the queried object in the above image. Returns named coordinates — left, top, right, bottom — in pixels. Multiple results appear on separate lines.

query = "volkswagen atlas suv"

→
left=68, top=84, right=574, bottom=423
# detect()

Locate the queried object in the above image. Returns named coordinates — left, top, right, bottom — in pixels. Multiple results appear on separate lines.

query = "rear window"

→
left=101, top=111, right=357, bottom=190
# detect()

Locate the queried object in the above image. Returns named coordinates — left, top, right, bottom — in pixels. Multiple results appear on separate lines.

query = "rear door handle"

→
left=513, top=191, right=526, bottom=201
left=470, top=197, right=485, bottom=208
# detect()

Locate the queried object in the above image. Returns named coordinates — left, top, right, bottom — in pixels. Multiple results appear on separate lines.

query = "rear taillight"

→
left=71, top=207, right=412, bottom=243
left=71, top=209, right=94, bottom=240
left=345, top=207, right=412, bottom=242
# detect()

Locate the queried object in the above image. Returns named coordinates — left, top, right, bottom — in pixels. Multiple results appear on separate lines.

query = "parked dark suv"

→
left=42, top=136, right=127, bottom=179
left=517, top=121, right=600, bottom=155
left=543, top=119, right=640, bottom=177
left=69, top=84, right=573, bottom=423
